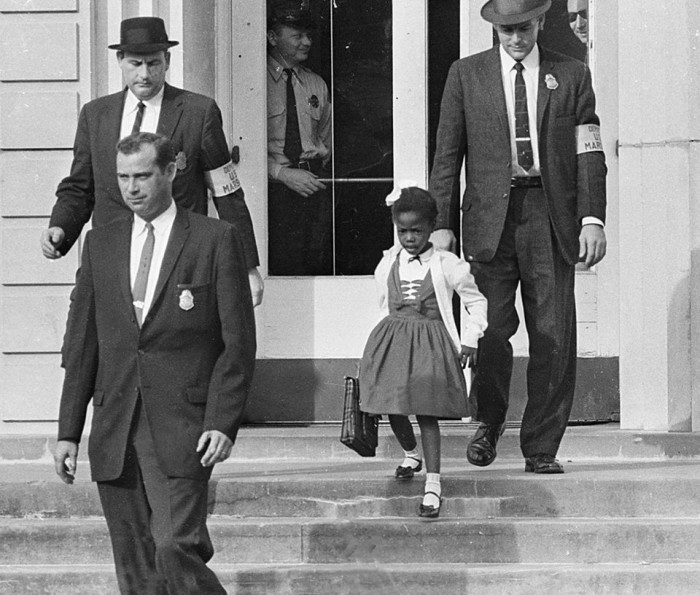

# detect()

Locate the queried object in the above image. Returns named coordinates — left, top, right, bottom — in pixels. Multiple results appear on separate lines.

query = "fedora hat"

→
left=268, top=1, right=317, bottom=30
left=481, top=0, right=551, bottom=25
left=108, top=17, right=179, bottom=53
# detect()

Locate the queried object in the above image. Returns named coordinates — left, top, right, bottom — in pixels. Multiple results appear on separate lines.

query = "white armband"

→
left=576, top=124, right=603, bottom=154
left=204, top=160, right=242, bottom=197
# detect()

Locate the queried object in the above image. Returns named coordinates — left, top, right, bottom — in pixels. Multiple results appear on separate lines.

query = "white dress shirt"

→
left=130, top=201, right=176, bottom=319
left=499, top=45, right=603, bottom=228
left=120, top=86, right=164, bottom=139
left=398, top=246, right=433, bottom=281
left=500, top=44, right=541, bottom=177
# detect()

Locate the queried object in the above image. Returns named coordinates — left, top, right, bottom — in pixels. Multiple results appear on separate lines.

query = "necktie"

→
left=132, top=222, right=155, bottom=326
left=283, top=68, right=302, bottom=164
left=131, top=101, right=145, bottom=135
left=514, top=62, right=534, bottom=172
left=408, top=255, right=422, bottom=264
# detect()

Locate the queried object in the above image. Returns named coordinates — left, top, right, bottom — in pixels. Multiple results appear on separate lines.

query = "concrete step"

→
left=4, top=424, right=700, bottom=464
left=4, top=563, right=700, bottom=595
left=3, top=517, right=700, bottom=566
left=2, top=459, right=700, bottom=519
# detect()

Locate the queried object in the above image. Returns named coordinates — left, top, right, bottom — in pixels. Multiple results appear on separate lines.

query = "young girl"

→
left=359, top=185, right=488, bottom=519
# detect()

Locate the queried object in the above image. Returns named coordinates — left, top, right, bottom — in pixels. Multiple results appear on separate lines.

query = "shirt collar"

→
left=400, top=244, right=434, bottom=265
left=124, top=84, right=165, bottom=113
left=267, top=54, right=301, bottom=81
left=499, top=43, right=540, bottom=74
left=267, top=54, right=287, bottom=81
left=133, top=200, right=176, bottom=235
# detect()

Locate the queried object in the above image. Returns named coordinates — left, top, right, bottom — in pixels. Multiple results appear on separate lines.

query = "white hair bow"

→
left=385, top=179, right=419, bottom=206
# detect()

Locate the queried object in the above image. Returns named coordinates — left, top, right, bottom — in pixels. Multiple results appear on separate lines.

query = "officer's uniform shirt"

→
left=267, top=54, right=332, bottom=180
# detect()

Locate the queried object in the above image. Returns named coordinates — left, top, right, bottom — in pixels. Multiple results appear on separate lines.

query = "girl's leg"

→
left=416, top=415, right=440, bottom=473
left=417, top=415, right=441, bottom=512
left=389, top=415, right=422, bottom=476
left=389, top=415, right=417, bottom=451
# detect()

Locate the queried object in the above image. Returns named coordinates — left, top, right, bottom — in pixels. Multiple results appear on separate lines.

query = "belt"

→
left=290, top=158, right=323, bottom=174
left=511, top=176, right=542, bottom=188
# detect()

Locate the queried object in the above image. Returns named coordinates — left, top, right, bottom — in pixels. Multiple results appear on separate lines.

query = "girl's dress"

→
left=359, top=254, right=470, bottom=418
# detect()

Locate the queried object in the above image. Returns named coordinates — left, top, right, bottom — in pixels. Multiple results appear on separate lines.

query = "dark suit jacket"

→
left=57, top=208, right=256, bottom=482
left=50, top=83, right=259, bottom=268
left=429, top=45, right=607, bottom=265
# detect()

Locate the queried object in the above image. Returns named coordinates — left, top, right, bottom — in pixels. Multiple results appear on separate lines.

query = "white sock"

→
left=400, top=448, right=421, bottom=469
left=423, top=473, right=441, bottom=508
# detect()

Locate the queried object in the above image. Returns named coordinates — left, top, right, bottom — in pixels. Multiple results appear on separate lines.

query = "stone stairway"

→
left=2, top=424, right=700, bottom=594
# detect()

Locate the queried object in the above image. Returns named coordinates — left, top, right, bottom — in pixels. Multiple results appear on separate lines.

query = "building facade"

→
left=0, top=0, right=694, bottom=435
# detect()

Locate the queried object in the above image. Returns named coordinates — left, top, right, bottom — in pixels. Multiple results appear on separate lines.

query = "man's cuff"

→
left=582, top=216, right=604, bottom=228
left=269, top=163, right=283, bottom=180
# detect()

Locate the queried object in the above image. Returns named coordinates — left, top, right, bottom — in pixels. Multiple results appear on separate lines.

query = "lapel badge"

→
left=308, top=94, right=319, bottom=109
left=545, top=74, right=559, bottom=90
left=175, top=151, right=187, bottom=171
left=179, top=289, right=194, bottom=311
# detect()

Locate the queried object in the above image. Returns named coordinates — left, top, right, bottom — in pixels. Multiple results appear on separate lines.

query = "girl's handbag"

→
left=339, top=376, right=378, bottom=457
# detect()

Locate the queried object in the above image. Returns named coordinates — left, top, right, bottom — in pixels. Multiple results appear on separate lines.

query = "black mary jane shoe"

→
left=394, top=457, right=422, bottom=480
left=418, top=491, right=442, bottom=519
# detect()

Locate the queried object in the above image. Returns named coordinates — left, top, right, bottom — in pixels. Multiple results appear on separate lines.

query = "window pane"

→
left=331, top=0, right=394, bottom=275
left=266, top=0, right=394, bottom=276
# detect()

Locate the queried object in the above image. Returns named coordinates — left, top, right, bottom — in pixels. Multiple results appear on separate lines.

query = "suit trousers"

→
left=97, top=399, right=226, bottom=595
left=469, top=186, right=577, bottom=457
left=268, top=181, right=333, bottom=275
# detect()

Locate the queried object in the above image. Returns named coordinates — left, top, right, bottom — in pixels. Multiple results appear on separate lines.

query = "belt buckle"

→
left=297, top=161, right=311, bottom=172
left=511, top=176, right=540, bottom=188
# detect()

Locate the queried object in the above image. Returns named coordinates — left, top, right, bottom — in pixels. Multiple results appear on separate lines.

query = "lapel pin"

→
left=175, top=151, right=187, bottom=171
left=179, top=289, right=194, bottom=311
left=545, top=74, right=559, bottom=90
left=308, top=94, right=319, bottom=108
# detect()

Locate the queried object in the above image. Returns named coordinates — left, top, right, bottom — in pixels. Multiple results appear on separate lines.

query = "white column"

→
left=462, top=0, right=491, bottom=57
left=107, top=2, right=125, bottom=93
left=618, top=0, right=700, bottom=430
left=392, top=0, right=428, bottom=185
left=165, top=0, right=184, bottom=89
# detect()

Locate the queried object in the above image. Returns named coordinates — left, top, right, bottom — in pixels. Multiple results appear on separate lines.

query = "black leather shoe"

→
left=418, top=491, right=442, bottom=519
left=395, top=458, right=422, bottom=480
left=466, top=422, right=506, bottom=467
left=524, top=454, right=564, bottom=474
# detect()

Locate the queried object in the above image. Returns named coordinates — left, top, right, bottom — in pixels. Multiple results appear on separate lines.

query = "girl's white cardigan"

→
left=374, top=245, right=488, bottom=351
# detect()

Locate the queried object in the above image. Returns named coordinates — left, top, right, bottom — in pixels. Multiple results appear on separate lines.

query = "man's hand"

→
left=197, top=430, right=233, bottom=467
left=430, top=228, right=457, bottom=253
left=459, top=345, right=478, bottom=369
left=277, top=167, right=326, bottom=197
left=578, top=224, right=606, bottom=267
left=248, top=267, right=264, bottom=307
left=54, top=440, right=78, bottom=484
left=40, top=227, right=66, bottom=259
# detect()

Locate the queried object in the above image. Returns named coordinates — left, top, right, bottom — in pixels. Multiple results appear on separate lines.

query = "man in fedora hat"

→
left=266, top=1, right=333, bottom=275
left=430, top=0, right=607, bottom=473
left=40, top=16, right=264, bottom=306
